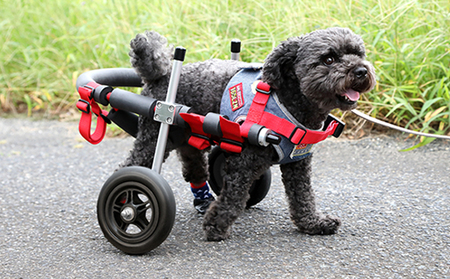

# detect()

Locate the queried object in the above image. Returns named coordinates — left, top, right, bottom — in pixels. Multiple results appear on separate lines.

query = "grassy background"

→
left=1, top=0, right=449, bottom=137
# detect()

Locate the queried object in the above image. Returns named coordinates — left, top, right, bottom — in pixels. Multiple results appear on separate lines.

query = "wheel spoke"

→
left=131, top=190, right=144, bottom=205
left=136, top=200, right=151, bottom=215
left=113, top=203, right=122, bottom=214
left=134, top=214, right=150, bottom=231
left=117, top=219, right=129, bottom=232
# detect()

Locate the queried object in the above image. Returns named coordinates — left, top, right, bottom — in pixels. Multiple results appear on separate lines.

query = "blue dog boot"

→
left=191, top=182, right=215, bottom=214
left=193, top=196, right=215, bottom=214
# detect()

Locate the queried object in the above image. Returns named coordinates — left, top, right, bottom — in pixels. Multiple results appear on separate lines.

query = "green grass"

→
left=1, top=0, right=449, bottom=138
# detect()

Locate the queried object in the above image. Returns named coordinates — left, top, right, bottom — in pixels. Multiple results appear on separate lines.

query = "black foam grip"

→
left=76, top=68, right=143, bottom=90
left=108, top=88, right=156, bottom=118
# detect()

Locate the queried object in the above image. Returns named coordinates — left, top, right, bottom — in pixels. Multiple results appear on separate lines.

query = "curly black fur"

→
left=123, top=28, right=376, bottom=241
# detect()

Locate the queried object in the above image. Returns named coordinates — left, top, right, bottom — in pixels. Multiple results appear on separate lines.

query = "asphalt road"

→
left=0, top=118, right=449, bottom=278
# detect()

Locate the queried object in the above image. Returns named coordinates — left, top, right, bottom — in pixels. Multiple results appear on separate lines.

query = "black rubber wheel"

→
left=208, top=147, right=271, bottom=207
left=97, top=166, right=176, bottom=255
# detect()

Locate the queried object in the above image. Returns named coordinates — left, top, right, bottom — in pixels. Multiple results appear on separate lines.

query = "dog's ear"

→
left=262, top=38, right=302, bottom=90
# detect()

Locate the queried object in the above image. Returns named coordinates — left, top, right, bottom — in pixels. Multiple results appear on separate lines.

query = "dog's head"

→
left=262, top=27, right=376, bottom=113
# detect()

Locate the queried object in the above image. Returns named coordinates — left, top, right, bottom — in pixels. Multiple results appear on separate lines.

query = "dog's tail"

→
left=129, top=31, right=173, bottom=84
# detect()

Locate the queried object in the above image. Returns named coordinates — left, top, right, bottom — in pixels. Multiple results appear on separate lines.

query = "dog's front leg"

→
left=203, top=146, right=272, bottom=241
left=280, top=156, right=341, bottom=235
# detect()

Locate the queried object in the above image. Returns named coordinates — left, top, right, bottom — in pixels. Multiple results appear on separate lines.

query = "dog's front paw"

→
left=203, top=224, right=230, bottom=242
left=202, top=203, right=231, bottom=241
left=296, top=214, right=341, bottom=235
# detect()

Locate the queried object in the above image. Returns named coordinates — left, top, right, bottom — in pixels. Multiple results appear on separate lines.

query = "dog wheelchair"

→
left=76, top=42, right=345, bottom=254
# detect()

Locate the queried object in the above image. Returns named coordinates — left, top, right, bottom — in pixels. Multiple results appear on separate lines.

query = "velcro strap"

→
left=220, top=142, right=242, bottom=153
left=77, top=83, right=108, bottom=145
left=218, top=116, right=243, bottom=153
left=179, top=113, right=211, bottom=150
left=187, top=134, right=211, bottom=150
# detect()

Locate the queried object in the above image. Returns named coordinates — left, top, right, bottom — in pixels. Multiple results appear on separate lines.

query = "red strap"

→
left=77, top=82, right=108, bottom=145
left=241, top=82, right=271, bottom=138
left=242, top=81, right=340, bottom=145
left=302, top=121, right=339, bottom=144
left=179, top=113, right=211, bottom=150
left=180, top=113, right=244, bottom=153
left=245, top=91, right=270, bottom=124
left=218, top=116, right=243, bottom=153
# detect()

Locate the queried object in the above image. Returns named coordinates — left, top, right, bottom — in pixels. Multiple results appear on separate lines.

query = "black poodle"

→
left=122, top=27, right=376, bottom=241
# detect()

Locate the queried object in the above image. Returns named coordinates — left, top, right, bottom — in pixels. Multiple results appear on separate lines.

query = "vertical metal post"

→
left=230, top=39, right=241, bottom=61
left=152, top=47, right=186, bottom=174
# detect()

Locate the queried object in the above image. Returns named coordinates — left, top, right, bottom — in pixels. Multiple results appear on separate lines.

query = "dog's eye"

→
left=323, top=56, right=335, bottom=65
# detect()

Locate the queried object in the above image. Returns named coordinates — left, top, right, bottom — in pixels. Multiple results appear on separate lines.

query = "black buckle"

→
left=324, top=114, right=345, bottom=138
left=83, top=84, right=95, bottom=100
left=77, top=99, right=90, bottom=114
left=289, top=124, right=307, bottom=144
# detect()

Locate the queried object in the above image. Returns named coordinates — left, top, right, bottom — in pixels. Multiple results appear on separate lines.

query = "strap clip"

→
left=289, top=125, right=307, bottom=144
left=255, top=81, right=271, bottom=94
left=324, top=114, right=345, bottom=138
left=76, top=99, right=90, bottom=114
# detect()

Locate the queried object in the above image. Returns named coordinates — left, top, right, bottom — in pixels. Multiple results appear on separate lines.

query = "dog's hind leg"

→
left=203, top=146, right=272, bottom=241
left=177, top=144, right=215, bottom=213
left=176, top=144, right=209, bottom=184
left=280, top=156, right=341, bottom=235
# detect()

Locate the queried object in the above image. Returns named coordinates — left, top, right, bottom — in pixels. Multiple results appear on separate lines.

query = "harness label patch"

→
left=229, top=83, right=245, bottom=111
left=290, top=143, right=313, bottom=159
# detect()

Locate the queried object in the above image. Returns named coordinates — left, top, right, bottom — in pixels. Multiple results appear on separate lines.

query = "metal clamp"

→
left=154, top=101, right=176, bottom=125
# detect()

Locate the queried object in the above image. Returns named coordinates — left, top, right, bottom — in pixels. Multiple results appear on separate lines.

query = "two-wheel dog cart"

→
left=75, top=42, right=344, bottom=254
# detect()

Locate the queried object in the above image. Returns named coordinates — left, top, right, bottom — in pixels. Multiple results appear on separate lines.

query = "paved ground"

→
left=0, top=118, right=449, bottom=278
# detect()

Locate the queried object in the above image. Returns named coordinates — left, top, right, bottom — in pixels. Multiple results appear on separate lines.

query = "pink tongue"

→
left=344, top=89, right=360, bottom=101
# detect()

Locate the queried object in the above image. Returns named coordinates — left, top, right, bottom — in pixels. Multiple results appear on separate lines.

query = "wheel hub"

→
left=120, top=206, right=136, bottom=222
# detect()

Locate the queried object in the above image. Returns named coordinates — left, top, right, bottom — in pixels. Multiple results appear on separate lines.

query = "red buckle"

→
left=255, top=81, right=271, bottom=94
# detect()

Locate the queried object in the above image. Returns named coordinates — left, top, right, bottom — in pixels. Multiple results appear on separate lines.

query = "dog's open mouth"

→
left=337, top=89, right=360, bottom=105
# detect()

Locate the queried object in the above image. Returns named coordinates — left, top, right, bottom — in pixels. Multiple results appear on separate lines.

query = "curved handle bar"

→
left=76, top=68, right=143, bottom=90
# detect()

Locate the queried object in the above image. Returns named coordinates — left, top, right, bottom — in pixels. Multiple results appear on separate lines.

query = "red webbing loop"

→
left=77, top=82, right=109, bottom=145
left=179, top=113, right=211, bottom=150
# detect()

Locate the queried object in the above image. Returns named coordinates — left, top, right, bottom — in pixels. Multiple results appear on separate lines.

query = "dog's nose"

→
left=354, top=67, right=368, bottom=79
